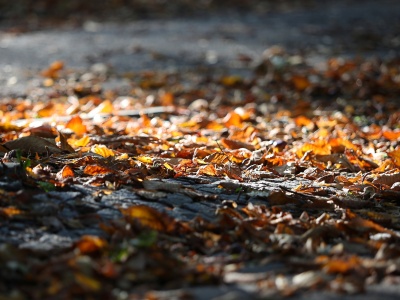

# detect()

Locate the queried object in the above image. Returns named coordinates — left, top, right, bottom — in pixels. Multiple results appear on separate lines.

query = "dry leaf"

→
left=56, top=165, right=75, bottom=180
left=83, top=165, right=114, bottom=175
left=91, top=144, right=115, bottom=158
left=75, top=235, right=107, bottom=254
left=3, top=136, right=63, bottom=155
left=121, top=205, right=175, bottom=232
left=57, top=131, right=75, bottom=153
left=66, top=115, right=87, bottom=136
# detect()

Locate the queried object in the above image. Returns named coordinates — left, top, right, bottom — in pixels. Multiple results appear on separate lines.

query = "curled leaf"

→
left=91, top=144, right=115, bottom=158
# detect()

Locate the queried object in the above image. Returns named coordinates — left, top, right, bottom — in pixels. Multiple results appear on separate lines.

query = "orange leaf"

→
left=140, top=113, right=151, bottom=128
left=121, top=205, right=174, bottom=232
left=0, top=207, right=23, bottom=218
left=203, top=152, right=229, bottom=164
left=292, top=75, right=310, bottom=91
left=56, top=165, right=75, bottom=180
left=382, top=130, right=400, bottom=141
left=323, top=256, right=359, bottom=274
left=66, top=115, right=87, bottom=136
left=206, top=120, right=225, bottom=131
left=83, top=165, right=114, bottom=175
left=330, top=138, right=359, bottom=152
left=296, top=141, right=331, bottom=157
left=41, top=60, right=64, bottom=78
left=36, top=103, right=54, bottom=118
left=223, top=111, right=243, bottom=128
left=294, top=116, right=314, bottom=129
left=160, top=92, right=174, bottom=106
left=197, top=164, right=219, bottom=177
left=75, top=235, right=107, bottom=254
left=388, top=149, right=400, bottom=167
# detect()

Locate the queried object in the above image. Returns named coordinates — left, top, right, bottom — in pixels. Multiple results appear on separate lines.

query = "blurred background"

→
left=0, top=0, right=315, bottom=28
left=0, top=0, right=399, bottom=99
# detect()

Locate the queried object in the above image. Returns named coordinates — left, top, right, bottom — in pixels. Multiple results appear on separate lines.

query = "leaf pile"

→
left=1, top=51, right=400, bottom=298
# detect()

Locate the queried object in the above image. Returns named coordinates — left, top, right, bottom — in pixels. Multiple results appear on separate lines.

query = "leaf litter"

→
left=1, top=49, right=400, bottom=299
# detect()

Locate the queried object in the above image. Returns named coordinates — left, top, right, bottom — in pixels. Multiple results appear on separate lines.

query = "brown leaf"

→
left=373, top=173, right=400, bottom=186
left=0, top=144, right=9, bottom=153
left=220, top=138, right=256, bottom=151
left=268, top=190, right=304, bottom=205
left=203, top=152, right=230, bottom=164
left=57, top=131, right=75, bottom=153
left=292, top=75, right=310, bottom=91
left=3, top=136, right=63, bottom=155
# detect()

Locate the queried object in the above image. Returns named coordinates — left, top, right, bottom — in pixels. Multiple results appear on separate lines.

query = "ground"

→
left=1, top=1, right=400, bottom=299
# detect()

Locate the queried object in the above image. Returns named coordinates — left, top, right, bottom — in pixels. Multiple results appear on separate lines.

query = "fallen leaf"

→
left=3, top=136, right=63, bottom=155
left=83, top=165, right=114, bottom=175
left=121, top=205, right=175, bottom=232
left=75, top=235, right=107, bottom=254
left=65, top=115, right=87, bottom=136
left=91, top=144, right=115, bottom=158
left=56, top=165, right=75, bottom=180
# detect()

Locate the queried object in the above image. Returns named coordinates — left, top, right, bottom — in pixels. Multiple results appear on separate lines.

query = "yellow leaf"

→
left=116, top=153, right=129, bottom=160
left=88, top=100, right=114, bottom=116
left=163, top=162, right=174, bottom=170
left=74, top=273, right=101, bottom=291
left=136, top=155, right=153, bottom=164
left=91, top=144, right=115, bottom=158
left=72, top=135, right=91, bottom=147
left=220, top=75, right=242, bottom=86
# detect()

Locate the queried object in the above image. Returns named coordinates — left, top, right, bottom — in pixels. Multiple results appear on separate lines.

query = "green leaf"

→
left=38, top=181, right=56, bottom=192
left=132, top=230, right=158, bottom=248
